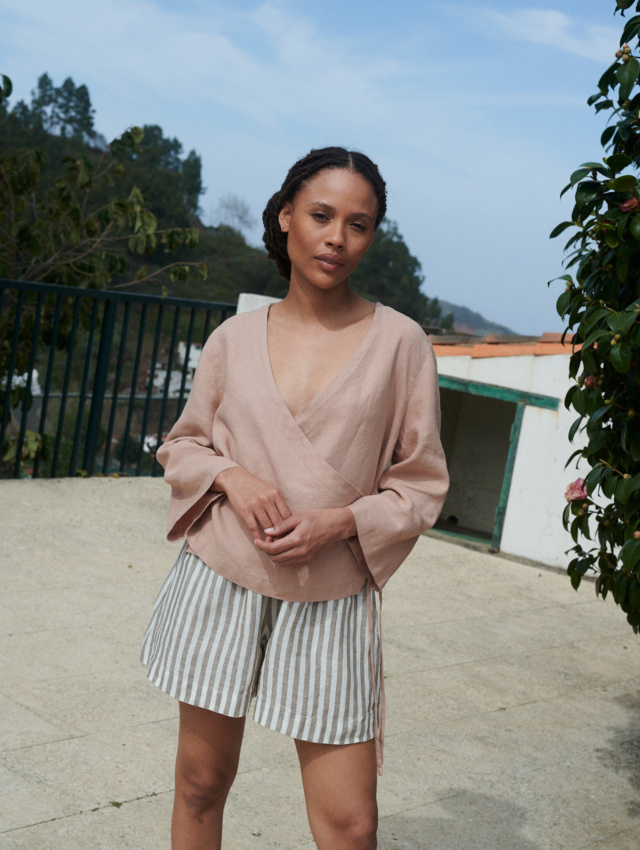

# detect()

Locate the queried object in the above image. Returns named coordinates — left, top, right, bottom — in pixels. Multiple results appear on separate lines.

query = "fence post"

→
left=84, top=298, right=117, bottom=475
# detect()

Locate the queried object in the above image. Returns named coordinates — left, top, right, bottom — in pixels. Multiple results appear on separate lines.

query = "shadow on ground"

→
left=597, top=690, right=640, bottom=818
left=379, top=791, right=540, bottom=850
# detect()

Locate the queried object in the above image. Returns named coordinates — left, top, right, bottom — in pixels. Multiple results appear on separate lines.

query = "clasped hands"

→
left=213, top=466, right=356, bottom=567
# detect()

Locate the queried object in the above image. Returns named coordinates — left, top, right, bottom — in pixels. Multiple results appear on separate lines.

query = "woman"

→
left=141, top=146, right=449, bottom=849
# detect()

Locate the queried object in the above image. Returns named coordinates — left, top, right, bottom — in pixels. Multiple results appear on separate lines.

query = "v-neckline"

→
left=262, top=302, right=381, bottom=422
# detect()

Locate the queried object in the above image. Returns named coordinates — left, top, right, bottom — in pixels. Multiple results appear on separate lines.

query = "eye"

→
left=311, top=212, right=328, bottom=221
left=351, top=221, right=367, bottom=232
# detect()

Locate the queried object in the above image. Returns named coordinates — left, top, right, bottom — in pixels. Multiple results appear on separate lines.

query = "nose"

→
left=325, top=221, right=345, bottom=249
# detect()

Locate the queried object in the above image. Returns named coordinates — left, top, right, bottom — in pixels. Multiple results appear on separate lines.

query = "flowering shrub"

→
left=551, top=0, right=640, bottom=630
left=565, top=479, right=588, bottom=503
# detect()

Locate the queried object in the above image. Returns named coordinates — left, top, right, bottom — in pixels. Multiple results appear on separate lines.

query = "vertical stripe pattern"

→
left=141, top=546, right=380, bottom=744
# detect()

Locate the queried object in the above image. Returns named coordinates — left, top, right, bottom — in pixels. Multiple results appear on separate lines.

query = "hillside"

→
left=438, top=300, right=516, bottom=336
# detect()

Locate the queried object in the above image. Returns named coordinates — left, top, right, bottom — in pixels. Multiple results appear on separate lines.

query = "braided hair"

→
left=262, top=146, right=387, bottom=281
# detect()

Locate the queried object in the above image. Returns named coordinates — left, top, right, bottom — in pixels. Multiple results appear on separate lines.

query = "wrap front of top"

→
left=157, top=302, right=449, bottom=602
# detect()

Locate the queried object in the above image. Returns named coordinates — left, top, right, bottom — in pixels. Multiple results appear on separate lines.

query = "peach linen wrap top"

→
left=157, top=302, right=449, bottom=602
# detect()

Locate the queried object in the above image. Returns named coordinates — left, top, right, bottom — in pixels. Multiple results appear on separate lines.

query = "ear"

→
left=279, top=202, right=292, bottom=233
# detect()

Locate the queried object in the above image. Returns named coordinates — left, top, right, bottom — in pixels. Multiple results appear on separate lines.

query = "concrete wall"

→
left=436, top=352, right=584, bottom=569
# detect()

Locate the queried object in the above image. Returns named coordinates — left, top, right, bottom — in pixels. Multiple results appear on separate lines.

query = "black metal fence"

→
left=0, top=279, right=236, bottom=479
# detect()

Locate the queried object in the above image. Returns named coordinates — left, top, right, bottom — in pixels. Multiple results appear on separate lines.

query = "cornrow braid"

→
left=262, top=146, right=387, bottom=281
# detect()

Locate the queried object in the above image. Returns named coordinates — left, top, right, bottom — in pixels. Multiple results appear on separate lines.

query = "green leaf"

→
left=610, top=341, right=633, bottom=372
left=1, top=74, right=12, bottom=99
left=609, top=174, right=638, bottom=191
left=564, top=385, right=578, bottom=410
left=570, top=168, right=591, bottom=186
left=581, top=307, right=609, bottom=334
left=617, top=255, right=629, bottom=282
left=588, top=405, right=611, bottom=429
left=569, top=416, right=584, bottom=443
left=572, top=389, right=587, bottom=416
left=616, top=57, right=640, bottom=102
left=585, top=429, right=609, bottom=456
left=581, top=348, right=599, bottom=375
left=613, top=572, right=628, bottom=607
left=605, top=230, right=620, bottom=248
left=621, top=541, right=640, bottom=572
left=602, top=126, right=617, bottom=147
left=556, top=289, right=572, bottom=317
left=607, top=310, right=637, bottom=333
left=581, top=327, right=610, bottom=349
left=550, top=221, right=575, bottom=239
left=606, top=153, right=633, bottom=173
left=576, top=181, right=602, bottom=205
left=584, top=466, right=603, bottom=496
left=617, top=0, right=635, bottom=11
left=630, top=214, right=640, bottom=240
left=580, top=512, right=592, bottom=541
left=620, top=13, right=640, bottom=42
left=570, top=517, right=581, bottom=544
left=616, top=475, right=636, bottom=505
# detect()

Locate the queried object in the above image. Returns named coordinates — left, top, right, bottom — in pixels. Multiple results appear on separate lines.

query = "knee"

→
left=332, top=805, right=378, bottom=849
left=176, top=761, right=238, bottom=819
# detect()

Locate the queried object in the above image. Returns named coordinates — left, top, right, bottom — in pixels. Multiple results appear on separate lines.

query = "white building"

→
left=431, top=333, right=580, bottom=569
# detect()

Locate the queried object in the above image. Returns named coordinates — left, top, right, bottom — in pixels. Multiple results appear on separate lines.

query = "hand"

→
left=254, top=507, right=357, bottom=567
left=213, top=467, right=292, bottom=541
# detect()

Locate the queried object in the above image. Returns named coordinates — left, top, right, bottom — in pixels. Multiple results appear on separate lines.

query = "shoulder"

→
left=214, top=305, right=265, bottom=339
left=375, top=304, right=433, bottom=361
left=201, top=305, right=266, bottom=356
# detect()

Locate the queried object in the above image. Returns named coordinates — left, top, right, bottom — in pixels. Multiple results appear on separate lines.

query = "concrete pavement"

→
left=1, top=477, right=639, bottom=849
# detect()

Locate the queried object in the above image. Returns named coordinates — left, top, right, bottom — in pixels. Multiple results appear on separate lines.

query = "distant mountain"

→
left=439, top=300, right=516, bottom=336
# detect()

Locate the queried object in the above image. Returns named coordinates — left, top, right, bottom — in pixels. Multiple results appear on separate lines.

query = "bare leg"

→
left=295, top=738, right=378, bottom=850
left=171, top=702, right=245, bottom=850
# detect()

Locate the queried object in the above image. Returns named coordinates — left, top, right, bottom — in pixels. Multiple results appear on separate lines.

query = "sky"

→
left=0, top=0, right=629, bottom=334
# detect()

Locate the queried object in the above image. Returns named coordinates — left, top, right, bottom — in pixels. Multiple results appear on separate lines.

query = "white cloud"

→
left=0, top=0, right=604, bottom=334
left=0, top=0, right=405, bottom=138
left=483, top=7, right=619, bottom=62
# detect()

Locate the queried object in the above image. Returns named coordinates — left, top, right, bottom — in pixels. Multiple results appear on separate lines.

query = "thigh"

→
left=254, top=587, right=380, bottom=746
left=176, top=701, right=246, bottom=784
left=295, top=737, right=377, bottom=826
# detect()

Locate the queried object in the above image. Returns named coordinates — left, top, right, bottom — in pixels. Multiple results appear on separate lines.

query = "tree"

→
left=210, top=193, right=257, bottom=233
left=10, top=72, right=97, bottom=142
left=350, top=219, right=453, bottom=327
left=113, top=123, right=204, bottom=226
left=0, top=74, right=208, bottom=467
left=550, top=0, right=640, bottom=630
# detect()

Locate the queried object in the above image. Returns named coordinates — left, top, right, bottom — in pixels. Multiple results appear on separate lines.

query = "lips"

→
left=315, top=253, right=345, bottom=271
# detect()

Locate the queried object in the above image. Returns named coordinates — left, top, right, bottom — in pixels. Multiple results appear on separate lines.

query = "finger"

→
left=255, top=535, right=297, bottom=556
left=264, top=515, right=299, bottom=537
left=274, top=493, right=292, bottom=521
left=263, top=498, right=294, bottom=532
left=242, top=510, right=263, bottom=540
left=255, top=507, right=277, bottom=537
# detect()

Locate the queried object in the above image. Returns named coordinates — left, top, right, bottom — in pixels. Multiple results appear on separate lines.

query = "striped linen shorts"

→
left=140, top=544, right=381, bottom=746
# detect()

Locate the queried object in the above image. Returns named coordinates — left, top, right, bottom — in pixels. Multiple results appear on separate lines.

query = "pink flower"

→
left=620, top=197, right=639, bottom=212
left=584, top=374, right=598, bottom=390
left=565, top=478, right=587, bottom=502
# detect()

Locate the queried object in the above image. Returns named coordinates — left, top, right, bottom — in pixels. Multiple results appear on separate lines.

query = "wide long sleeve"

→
left=156, top=331, right=238, bottom=542
left=347, top=345, right=449, bottom=591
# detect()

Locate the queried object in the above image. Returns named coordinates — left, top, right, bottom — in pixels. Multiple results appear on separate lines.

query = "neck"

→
left=279, top=276, right=361, bottom=325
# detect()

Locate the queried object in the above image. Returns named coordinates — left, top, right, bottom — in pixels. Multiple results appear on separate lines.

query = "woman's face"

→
left=278, top=168, right=378, bottom=291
